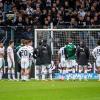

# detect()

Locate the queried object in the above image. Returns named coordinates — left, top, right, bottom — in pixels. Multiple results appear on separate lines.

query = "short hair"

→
left=9, top=40, right=14, bottom=45
left=27, top=39, right=32, bottom=43
left=97, top=40, right=100, bottom=45
left=0, top=41, right=2, bottom=44
left=24, top=40, right=28, bottom=45
left=21, top=39, right=25, bottom=44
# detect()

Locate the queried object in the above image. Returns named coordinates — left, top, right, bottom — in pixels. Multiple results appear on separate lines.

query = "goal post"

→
left=34, top=28, right=100, bottom=79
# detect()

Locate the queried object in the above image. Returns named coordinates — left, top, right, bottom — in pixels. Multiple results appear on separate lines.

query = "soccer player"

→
left=34, top=40, right=51, bottom=80
left=58, top=46, right=66, bottom=80
left=64, top=38, right=77, bottom=80
left=92, top=40, right=100, bottom=81
left=17, top=40, right=31, bottom=81
left=16, top=39, right=25, bottom=80
left=76, top=41, right=90, bottom=80
left=27, top=39, right=34, bottom=79
left=7, top=40, right=15, bottom=80
left=0, top=41, right=5, bottom=80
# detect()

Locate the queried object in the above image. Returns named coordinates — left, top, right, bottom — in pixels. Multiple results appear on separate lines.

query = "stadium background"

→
left=0, top=0, right=100, bottom=78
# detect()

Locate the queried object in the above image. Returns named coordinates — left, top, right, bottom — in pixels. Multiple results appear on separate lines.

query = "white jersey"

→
left=17, top=46, right=31, bottom=60
left=92, top=46, right=100, bottom=60
left=0, top=47, right=5, bottom=68
left=0, top=47, right=4, bottom=56
left=7, top=46, right=14, bottom=62
left=28, top=46, right=33, bottom=58
left=58, top=47, right=65, bottom=60
left=92, top=46, right=100, bottom=67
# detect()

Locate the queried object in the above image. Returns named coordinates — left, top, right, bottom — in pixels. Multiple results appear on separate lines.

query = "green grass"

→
left=0, top=80, right=100, bottom=100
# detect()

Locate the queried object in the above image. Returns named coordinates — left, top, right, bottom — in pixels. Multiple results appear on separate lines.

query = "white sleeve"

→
left=7, top=48, right=11, bottom=53
left=92, top=49, right=96, bottom=59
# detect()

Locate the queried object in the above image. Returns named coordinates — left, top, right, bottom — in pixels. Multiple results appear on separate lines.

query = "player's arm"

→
left=0, top=48, right=5, bottom=57
left=17, top=48, right=21, bottom=60
left=92, top=49, right=96, bottom=59
left=58, top=50, right=61, bottom=62
left=86, top=47, right=90, bottom=60
left=76, top=47, right=80, bottom=62
left=47, top=45, right=52, bottom=59
left=33, top=48, right=38, bottom=59
left=7, top=49, right=13, bottom=63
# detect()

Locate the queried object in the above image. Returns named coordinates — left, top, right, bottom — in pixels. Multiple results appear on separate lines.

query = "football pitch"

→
left=0, top=80, right=100, bottom=100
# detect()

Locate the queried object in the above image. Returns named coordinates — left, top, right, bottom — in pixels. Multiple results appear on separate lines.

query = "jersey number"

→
left=21, top=50, right=28, bottom=56
left=97, top=49, right=100, bottom=55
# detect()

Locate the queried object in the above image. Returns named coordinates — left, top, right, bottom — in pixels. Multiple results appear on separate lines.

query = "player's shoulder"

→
left=28, top=46, right=33, bottom=49
left=7, top=46, right=12, bottom=50
left=93, top=46, right=100, bottom=50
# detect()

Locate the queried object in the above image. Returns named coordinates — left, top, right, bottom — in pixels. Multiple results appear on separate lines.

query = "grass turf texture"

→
left=0, top=80, right=100, bottom=100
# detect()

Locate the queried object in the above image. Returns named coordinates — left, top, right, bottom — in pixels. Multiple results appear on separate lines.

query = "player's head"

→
left=0, top=41, right=3, bottom=48
left=42, top=39, right=47, bottom=46
left=21, top=39, right=25, bottom=45
left=80, top=40, right=86, bottom=47
left=24, top=40, right=28, bottom=46
left=39, top=41, right=42, bottom=46
left=66, top=37, right=73, bottom=44
left=97, top=40, right=100, bottom=46
left=9, top=40, right=14, bottom=47
left=28, top=39, right=33, bottom=46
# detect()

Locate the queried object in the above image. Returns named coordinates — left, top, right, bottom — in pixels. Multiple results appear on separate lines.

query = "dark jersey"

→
left=76, top=46, right=90, bottom=65
left=34, top=44, right=51, bottom=65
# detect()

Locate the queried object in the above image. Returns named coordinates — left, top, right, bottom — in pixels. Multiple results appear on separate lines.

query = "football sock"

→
left=8, top=70, right=11, bottom=79
left=72, top=68, right=75, bottom=80
left=98, top=74, right=100, bottom=80
left=17, top=72, right=20, bottom=80
left=49, top=73, right=52, bottom=80
left=84, top=70, right=87, bottom=80
left=0, top=70, right=3, bottom=79
left=12, top=69, right=15, bottom=80
left=42, top=74, right=45, bottom=80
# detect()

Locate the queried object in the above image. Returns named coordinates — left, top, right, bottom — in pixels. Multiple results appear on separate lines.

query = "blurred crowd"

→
left=0, top=0, right=99, bottom=28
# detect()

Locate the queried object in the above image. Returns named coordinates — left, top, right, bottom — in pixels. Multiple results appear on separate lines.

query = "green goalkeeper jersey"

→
left=64, top=43, right=76, bottom=60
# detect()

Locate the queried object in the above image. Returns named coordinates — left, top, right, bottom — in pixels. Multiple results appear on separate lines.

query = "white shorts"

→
left=60, top=58, right=66, bottom=68
left=0, top=58, right=4, bottom=68
left=66, top=60, right=77, bottom=68
left=21, top=58, right=29, bottom=69
left=96, top=60, right=100, bottom=67
left=7, top=59, right=15, bottom=68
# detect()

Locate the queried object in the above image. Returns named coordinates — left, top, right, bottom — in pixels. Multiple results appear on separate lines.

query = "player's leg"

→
left=0, top=58, right=3, bottom=80
left=21, top=59, right=25, bottom=80
left=47, top=64, right=52, bottom=80
left=17, top=62, right=21, bottom=80
left=71, top=60, right=77, bottom=80
left=66, top=60, right=71, bottom=80
left=84, top=65, right=88, bottom=80
left=61, top=60, right=66, bottom=80
left=7, top=60, right=12, bottom=80
left=96, top=60, right=100, bottom=81
left=78, top=65, right=83, bottom=80
left=41, top=65, right=47, bottom=80
left=35, top=65, right=40, bottom=80
left=97, top=67, right=100, bottom=81
left=24, top=60, right=30, bottom=81
left=11, top=67, right=16, bottom=80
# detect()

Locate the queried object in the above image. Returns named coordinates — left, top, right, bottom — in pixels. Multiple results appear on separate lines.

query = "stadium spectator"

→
left=0, top=0, right=99, bottom=27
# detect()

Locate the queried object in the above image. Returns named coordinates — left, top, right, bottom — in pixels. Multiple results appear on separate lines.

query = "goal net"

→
left=34, top=29, right=100, bottom=79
